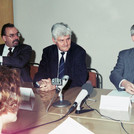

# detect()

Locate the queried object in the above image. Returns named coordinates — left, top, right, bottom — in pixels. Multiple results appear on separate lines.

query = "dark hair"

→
left=1, top=23, right=15, bottom=37
left=130, top=25, right=134, bottom=31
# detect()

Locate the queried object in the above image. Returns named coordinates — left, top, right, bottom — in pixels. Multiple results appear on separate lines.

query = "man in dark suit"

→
left=110, top=25, right=134, bottom=95
left=0, top=23, right=32, bottom=82
left=33, top=23, right=88, bottom=91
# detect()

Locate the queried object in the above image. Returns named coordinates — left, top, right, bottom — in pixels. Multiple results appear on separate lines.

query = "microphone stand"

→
left=52, top=86, right=71, bottom=108
left=75, top=96, right=94, bottom=114
left=75, top=108, right=94, bottom=114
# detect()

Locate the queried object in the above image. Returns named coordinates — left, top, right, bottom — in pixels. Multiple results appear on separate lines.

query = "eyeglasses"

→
left=5, top=32, right=21, bottom=38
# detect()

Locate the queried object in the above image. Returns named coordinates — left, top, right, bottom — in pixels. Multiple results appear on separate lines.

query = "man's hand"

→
left=38, top=78, right=56, bottom=92
left=121, top=80, right=134, bottom=94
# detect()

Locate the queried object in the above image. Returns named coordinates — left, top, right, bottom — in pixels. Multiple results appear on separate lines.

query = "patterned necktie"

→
left=59, top=52, right=65, bottom=79
left=7, top=48, right=13, bottom=56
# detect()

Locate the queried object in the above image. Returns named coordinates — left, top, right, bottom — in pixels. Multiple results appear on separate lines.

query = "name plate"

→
left=19, top=87, right=35, bottom=111
left=99, top=95, right=131, bottom=111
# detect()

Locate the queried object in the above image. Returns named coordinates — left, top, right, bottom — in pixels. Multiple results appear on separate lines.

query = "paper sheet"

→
left=49, top=117, right=94, bottom=134
left=108, top=90, right=134, bottom=102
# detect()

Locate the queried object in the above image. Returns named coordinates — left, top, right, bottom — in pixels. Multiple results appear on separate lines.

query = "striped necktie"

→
left=59, top=52, right=65, bottom=79
left=7, top=48, right=13, bottom=56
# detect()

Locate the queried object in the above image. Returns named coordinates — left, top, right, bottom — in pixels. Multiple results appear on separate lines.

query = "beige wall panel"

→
left=0, top=0, right=13, bottom=44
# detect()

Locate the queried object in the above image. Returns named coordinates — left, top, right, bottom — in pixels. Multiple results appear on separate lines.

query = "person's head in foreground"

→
left=0, top=66, right=21, bottom=132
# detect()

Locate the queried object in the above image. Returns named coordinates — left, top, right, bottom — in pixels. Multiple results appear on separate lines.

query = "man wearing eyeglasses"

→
left=0, top=23, right=32, bottom=82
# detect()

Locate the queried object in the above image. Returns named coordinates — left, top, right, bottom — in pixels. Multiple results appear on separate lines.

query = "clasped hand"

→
left=38, top=78, right=56, bottom=92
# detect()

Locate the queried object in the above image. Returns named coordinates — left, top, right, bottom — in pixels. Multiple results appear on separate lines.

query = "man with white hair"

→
left=33, top=22, right=88, bottom=91
left=110, top=25, right=134, bottom=94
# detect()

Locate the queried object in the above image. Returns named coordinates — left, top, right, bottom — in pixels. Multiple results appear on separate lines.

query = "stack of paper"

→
left=108, top=90, right=134, bottom=102
left=99, top=90, right=132, bottom=121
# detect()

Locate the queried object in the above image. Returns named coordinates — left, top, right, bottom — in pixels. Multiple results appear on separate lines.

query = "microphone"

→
left=57, top=75, right=69, bottom=92
left=67, top=81, right=93, bottom=114
left=51, top=75, right=69, bottom=92
left=52, top=75, right=71, bottom=107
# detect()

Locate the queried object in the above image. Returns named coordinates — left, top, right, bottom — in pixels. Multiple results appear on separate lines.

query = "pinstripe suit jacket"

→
left=110, top=48, right=134, bottom=91
left=33, top=42, right=88, bottom=88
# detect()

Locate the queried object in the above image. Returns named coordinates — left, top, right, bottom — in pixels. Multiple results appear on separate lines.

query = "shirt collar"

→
left=5, top=44, right=15, bottom=51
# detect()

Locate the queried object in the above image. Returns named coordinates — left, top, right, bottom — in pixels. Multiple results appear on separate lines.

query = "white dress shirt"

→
left=58, top=49, right=67, bottom=63
left=0, top=45, right=14, bottom=64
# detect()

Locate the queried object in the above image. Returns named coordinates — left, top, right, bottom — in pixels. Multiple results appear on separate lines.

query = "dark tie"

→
left=7, top=48, right=13, bottom=56
left=59, top=52, right=65, bottom=79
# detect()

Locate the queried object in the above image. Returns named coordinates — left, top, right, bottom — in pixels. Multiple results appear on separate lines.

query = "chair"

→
left=87, top=67, right=103, bottom=88
left=29, top=62, right=39, bottom=80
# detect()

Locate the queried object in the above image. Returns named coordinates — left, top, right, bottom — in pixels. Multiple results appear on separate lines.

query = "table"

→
left=3, top=83, right=134, bottom=134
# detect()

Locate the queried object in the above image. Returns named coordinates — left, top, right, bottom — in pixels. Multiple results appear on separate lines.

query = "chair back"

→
left=30, top=63, right=39, bottom=80
left=87, top=68, right=103, bottom=88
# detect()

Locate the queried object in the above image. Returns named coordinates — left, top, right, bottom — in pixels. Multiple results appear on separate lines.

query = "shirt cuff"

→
left=33, top=81, right=40, bottom=88
left=119, top=79, right=126, bottom=89
left=0, top=56, right=3, bottom=65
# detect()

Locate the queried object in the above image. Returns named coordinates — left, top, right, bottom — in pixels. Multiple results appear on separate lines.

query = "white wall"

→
left=13, top=0, right=134, bottom=89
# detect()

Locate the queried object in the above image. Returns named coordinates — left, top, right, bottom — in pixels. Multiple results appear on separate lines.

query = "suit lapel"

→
left=12, top=45, right=20, bottom=56
left=52, top=46, right=58, bottom=77
left=0, top=44, right=5, bottom=55
left=65, top=44, right=73, bottom=74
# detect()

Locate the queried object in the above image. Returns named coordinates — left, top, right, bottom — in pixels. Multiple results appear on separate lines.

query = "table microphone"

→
left=52, top=75, right=69, bottom=93
left=57, top=75, right=69, bottom=92
left=52, top=75, right=71, bottom=107
left=67, top=81, right=93, bottom=114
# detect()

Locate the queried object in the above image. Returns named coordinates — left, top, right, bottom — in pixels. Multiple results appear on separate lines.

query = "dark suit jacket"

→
left=110, top=48, right=134, bottom=91
left=34, top=42, right=88, bottom=88
left=0, top=44, right=32, bottom=82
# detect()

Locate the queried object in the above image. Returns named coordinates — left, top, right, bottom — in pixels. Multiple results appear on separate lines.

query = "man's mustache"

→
left=13, top=39, right=19, bottom=43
